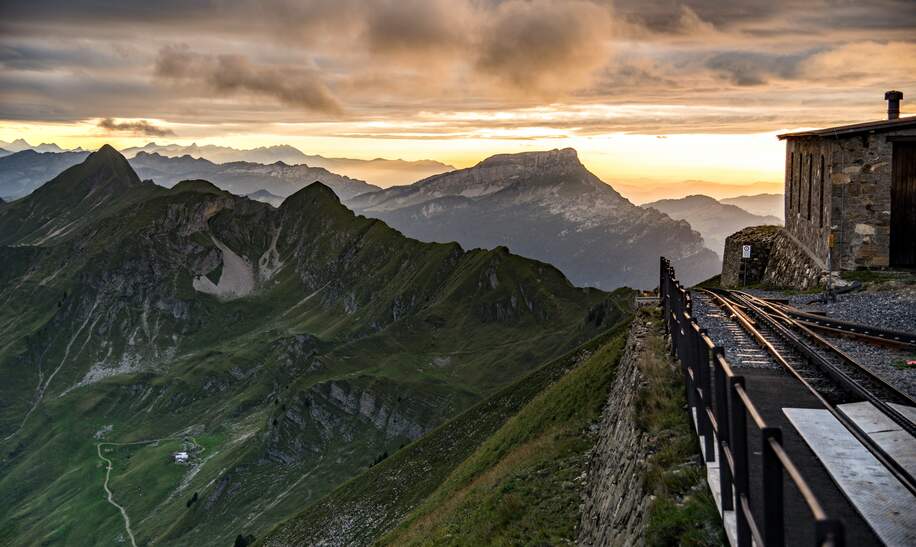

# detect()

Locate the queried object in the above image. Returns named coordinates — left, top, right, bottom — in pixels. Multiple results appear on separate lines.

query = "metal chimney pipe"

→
left=885, top=90, right=903, bottom=120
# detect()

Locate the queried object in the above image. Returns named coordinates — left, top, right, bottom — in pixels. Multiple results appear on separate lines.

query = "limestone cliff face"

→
left=578, top=319, right=652, bottom=546
left=346, top=148, right=720, bottom=290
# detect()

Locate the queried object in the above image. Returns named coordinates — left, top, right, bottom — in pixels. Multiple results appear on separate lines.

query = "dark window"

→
left=807, top=154, right=813, bottom=220
left=819, top=155, right=826, bottom=228
left=789, top=151, right=795, bottom=211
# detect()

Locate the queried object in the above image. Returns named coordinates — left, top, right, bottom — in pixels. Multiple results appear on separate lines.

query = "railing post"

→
left=713, top=347, right=733, bottom=511
left=729, top=376, right=751, bottom=547
left=815, top=519, right=845, bottom=547
left=697, top=328, right=715, bottom=462
left=762, top=427, right=785, bottom=547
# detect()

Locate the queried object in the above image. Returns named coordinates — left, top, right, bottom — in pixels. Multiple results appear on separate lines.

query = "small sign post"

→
left=741, top=245, right=751, bottom=286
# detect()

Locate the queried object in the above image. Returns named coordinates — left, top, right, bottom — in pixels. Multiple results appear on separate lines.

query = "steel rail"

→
left=705, top=288, right=916, bottom=497
left=771, top=303, right=916, bottom=349
left=739, top=292, right=916, bottom=411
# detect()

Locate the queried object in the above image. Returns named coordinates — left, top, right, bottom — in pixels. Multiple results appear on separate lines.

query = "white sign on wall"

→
left=742, top=245, right=752, bottom=259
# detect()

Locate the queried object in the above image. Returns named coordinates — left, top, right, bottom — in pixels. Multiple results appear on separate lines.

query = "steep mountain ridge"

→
left=347, top=148, right=719, bottom=289
left=0, top=148, right=629, bottom=545
left=0, top=145, right=163, bottom=245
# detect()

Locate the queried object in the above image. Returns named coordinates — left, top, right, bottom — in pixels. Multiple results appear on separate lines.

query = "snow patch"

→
left=193, top=235, right=256, bottom=299
left=258, top=228, right=283, bottom=281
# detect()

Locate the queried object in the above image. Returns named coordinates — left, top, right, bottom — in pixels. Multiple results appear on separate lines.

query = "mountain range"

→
left=346, top=148, right=720, bottom=289
left=644, top=194, right=782, bottom=257
left=0, top=146, right=630, bottom=545
left=1, top=139, right=63, bottom=154
left=121, top=142, right=454, bottom=187
left=0, top=150, right=379, bottom=202
left=0, top=147, right=752, bottom=289
left=129, top=152, right=379, bottom=200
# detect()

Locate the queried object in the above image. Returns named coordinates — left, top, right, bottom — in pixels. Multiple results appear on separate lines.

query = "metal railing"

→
left=660, top=257, right=845, bottom=547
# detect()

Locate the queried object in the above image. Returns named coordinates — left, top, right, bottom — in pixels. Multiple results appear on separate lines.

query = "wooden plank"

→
left=784, top=408, right=916, bottom=547
left=838, top=401, right=916, bottom=476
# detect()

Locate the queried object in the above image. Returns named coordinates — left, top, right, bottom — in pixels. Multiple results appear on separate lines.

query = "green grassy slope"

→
left=262, top=319, right=631, bottom=546
left=375, top=322, right=628, bottom=546
left=0, top=148, right=634, bottom=545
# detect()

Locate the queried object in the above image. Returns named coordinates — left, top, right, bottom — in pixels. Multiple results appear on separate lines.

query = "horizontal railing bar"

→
left=769, top=438, right=828, bottom=520
left=740, top=495, right=767, bottom=547
left=735, top=384, right=768, bottom=431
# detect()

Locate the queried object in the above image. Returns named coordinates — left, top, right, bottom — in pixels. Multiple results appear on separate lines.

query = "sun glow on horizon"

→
left=0, top=118, right=786, bottom=201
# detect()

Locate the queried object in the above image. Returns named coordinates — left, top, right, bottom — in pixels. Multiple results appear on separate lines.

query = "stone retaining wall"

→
left=721, top=226, right=824, bottom=290
left=578, top=320, right=651, bottom=546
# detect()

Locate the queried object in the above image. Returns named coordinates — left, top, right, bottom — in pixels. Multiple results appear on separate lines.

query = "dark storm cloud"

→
left=1, top=0, right=915, bottom=135
left=98, top=118, right=175, bottom=137
left=154, top=45, right=342, bottom=114
left=361, top=0, right=469, bottom=57
left=704, top=50, right=816, bottom=86
left=476, top=0, right=612, bottom=94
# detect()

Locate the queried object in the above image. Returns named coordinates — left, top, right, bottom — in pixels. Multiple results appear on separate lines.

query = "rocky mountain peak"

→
left=171, top=179, right=224, bottom=195
left=79, top=144, right=140, bottom=183
left=475, top=147, right=581, bottom=171
left=281, top=181, right=341, bottom=210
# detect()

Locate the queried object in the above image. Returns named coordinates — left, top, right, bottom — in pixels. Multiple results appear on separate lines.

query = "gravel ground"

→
left=821, top=335, right=916, bottom=400
left=744, top=287, right=916, bottom=336
left=690, top=291, right=779, bottom=370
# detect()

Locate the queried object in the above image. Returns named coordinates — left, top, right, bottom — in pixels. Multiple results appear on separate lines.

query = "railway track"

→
left=768, top=303, right=916, bottom=349
left=698, top=287, right=916, bottom=498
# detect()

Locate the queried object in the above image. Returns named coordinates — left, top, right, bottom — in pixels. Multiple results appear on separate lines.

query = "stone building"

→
left=778, top=91, right=916, bottom=269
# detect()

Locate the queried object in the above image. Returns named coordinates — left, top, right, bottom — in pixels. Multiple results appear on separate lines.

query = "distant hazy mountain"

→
left=347, top=148, right=719, bottom=289
left=128, top=152, right=380, bottom=201
left=0, top=148, right=10, bottom=158
left=0, top=139, right=69, bottom=154
left=644, top=194, right=782, bottom=257
left=720, top=193, right=784, bottom=220
left=246, top=188, right=285, bottom=207
left=0, top=150, right=90, bottom=199
left=0, top=149, right=379, bottom=202
left=121, top=142, right=454, bottom=187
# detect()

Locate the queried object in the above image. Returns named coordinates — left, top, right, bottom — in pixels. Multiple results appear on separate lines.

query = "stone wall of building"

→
left=829, top=132, right=895, bottom=269
left=785, top=138, right=832, bottom=265
left=785, top=127, right=916, bottom=270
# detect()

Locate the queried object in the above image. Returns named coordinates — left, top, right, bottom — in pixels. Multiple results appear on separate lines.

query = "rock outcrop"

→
left=721, top=225, right=824, bottom=289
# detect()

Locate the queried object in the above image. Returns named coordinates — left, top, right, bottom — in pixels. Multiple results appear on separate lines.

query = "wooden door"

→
left=891, top=142, right=916, bottom=266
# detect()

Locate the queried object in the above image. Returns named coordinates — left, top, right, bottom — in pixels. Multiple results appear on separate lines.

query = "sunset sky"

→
left=2, top=0, right=914, bottom=200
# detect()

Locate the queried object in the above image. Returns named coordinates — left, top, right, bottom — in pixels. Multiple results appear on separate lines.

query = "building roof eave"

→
left=777, top=115, right=916, bottom=140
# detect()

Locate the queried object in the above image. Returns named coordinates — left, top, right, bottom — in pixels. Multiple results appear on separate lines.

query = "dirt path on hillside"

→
left=96, top=435, right=200, bottom=546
